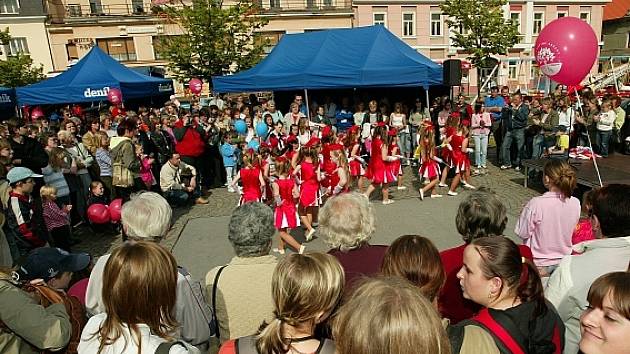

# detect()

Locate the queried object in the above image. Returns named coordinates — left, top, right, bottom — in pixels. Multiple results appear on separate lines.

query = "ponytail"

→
left=256, top=317, right=288, bottom=354
left=543, top=159, right=576, bottom=198
left=516, top=257, right=546, bottom=315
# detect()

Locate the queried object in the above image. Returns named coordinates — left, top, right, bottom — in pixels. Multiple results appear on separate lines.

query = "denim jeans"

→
left=532, top=134, right=546, bottom=159
left=398, top=131, right=411, bottom=157
left=596, top=130, right=612, bottom=157
left=225, top=166, right=235, bottom=187
left=502, top=128, right=525, bottom=166
left=163, top=177, right=202, bottom=206
left=472, top=134, right=488, bottom=167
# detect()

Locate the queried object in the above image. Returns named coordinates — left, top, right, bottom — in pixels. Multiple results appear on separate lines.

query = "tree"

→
left=0, top=27, right=45, bottom=87
left=154, top=0, right=268, bottom=87
left=440, top=0, right=520, bottom=92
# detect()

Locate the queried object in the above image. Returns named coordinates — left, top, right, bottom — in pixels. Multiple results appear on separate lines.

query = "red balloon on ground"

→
left=109, top=198, right=123, bottom=222
left=107, top=88, right=122, bottom=105
left=534, top=16, right=599, bottom=86
left=88, top=204, right=110, bottom=224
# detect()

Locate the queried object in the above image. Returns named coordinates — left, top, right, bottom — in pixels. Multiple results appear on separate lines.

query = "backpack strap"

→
left=155, top=340, right=187, bottom=354
left=319, top=338, right=336, bottom=354
left=212, top=265, right=228, bottom=339
left=235, top=335, right=258, bottom=354
left=473, top=308, right=526, bottom=354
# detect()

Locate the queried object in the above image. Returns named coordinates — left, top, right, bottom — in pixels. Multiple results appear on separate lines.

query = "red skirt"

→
left=419, top=159, right=440, bottom=180
left=349, top=159, right=364, bottom=177
left=275, top=203, right=300, bottom=229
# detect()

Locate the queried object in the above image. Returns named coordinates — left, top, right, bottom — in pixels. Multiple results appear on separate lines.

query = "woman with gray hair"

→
left=320, top=192, right=387, bottom=290
left=85, top=192, right=215, bottom=350
left=206, top=202, right=278, bottom=343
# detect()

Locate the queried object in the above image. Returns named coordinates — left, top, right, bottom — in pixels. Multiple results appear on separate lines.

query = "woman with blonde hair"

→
left=579, top=271, right=630, bottom=354
left=219, top=253, right=344, bottom=354
left=333, top=276, right=451, bottom=354
left=515, top=159, right=581, bottom=276
left=78, top=241, right=199, bottom=353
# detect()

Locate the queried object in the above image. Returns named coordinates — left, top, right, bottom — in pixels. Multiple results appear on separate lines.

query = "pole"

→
left=471, top=64, right=499, bottom=105
left=303, top=88, right=311, bottom=121
left=425, top=87, right=430, bottom=112
left=574, top=90, right=603, bottom=187
left=610, top=57, right=620, bottom=93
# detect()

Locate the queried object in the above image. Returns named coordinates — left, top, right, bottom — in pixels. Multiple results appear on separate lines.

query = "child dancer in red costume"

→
left=448, top=124, right=476, bottom=196
left=387, top=129, right=405, bottom=190
left=230, top=149, right=265, bottom=205
left=418, top=123, right=442, bottom=200
left=271, top=156, right=305, bottom=255
left=294, top=137, right=321, bottom=241
left=328, top=144, right=349, bottom=196
left=365, top=123, right=398, bottom=205
left=439, top=113, right=459, bottom=188
left=345, top=125, right=365, bottom=192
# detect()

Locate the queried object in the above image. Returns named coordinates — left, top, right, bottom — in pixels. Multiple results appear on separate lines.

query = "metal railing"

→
left=65, top=1, right=153, bottom=18
left=255, top=0, right=351, bottom=13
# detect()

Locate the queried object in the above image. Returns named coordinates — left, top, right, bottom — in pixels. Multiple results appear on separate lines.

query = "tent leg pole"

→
left=425, top=88, right=430, bottom=116
left=304, top=88, right=311, bottom=121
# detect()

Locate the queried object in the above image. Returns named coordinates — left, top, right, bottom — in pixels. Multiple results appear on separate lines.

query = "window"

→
left=508, top=60, right=518, bottom=80
left=66, top=43, right=78, bottom=61
left=255, top=31, right=284, bottom=54
left=373, top=12, right=387, bottom=27
left=627, top=32, right=630, bottom=48
left=510, top=12, right=521, bottom=32
left=430, top=13, right=442, bottom=36
left=533, top=12, right=544, bottom=35
left=402, top=12, right=415, bottom=37
left=580, top=11, right=591, bottom=24
left=269, top=0, right=280, bottom=8
left=530, top=61, right=539, bottom=80
left=6, top=38, right=29, bottom=56
left=97, top=38, right=137, bottom=62
left=0, top=0, right=19, bottom=14
left=557, top=11, right=567, bottom=19
left=152, top=36, right=169, bottom=60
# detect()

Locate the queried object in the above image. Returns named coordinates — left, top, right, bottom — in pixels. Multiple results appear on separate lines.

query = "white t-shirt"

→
left=78, top=313, right=200, bottom=354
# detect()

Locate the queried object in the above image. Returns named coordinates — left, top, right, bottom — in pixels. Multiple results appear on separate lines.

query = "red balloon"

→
left=107, top=88, right=123, bottom=105
left=189, top=78, right=203, bottom=95
left=109, top=198, right=123, bottom=223
left=31, top=107, right=44, bottom=119
left=534, top=17, right=599, bottom=86
left=87, top=204, right=110, bottom=224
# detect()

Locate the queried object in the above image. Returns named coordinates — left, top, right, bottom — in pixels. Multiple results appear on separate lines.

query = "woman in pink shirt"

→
left=516, top=159, right=581, bottom=277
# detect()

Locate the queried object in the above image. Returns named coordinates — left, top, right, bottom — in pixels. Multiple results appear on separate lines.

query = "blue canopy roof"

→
left=0, top=87, right=15, bottom=108
left=212, top=26, right=443, bottom=92
left=17, top=46, right=174, bottom=105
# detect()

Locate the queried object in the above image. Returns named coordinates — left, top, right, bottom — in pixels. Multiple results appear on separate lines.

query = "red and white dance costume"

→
left=348, top=142, right=364, bottom=177
left=419, top=140, right=441, bottom=181
left=298, top=159, right=321, bottom=208
left=441, top=126, right=457, bottom=168
left=450, top=133, right=470, bottom=173
left=365, top=136, right=394, bottom=185
left=387, top=142, right=401, bottom=182
left=238, top=166, right=263, bottom=205
left=274, top=177, right=300, bottom=229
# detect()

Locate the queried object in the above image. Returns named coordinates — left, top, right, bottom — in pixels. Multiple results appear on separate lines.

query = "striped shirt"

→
left=95, top=148, right=112, bottom=177
left=42, top=165, right=70, bottom=198
left=42, top=199, right=70, bottom=231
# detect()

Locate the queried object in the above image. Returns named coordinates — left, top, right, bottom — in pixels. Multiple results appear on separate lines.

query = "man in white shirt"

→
left=262, top=99, right=283, bottom=124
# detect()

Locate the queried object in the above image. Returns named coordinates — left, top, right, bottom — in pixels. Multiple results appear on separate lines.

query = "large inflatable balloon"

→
left=256, top=122, right=268, bottom=137
left=189, top=78, right=203, bottom=95
left=88, top=204, right=110, bottom=224
left=534, top=17, right=599, bottom=86
left=108, top=198, right=123, bottom=223
left=234, top=119, right=247, bottom=135
left=107, top=88, right=123, bottom=105
left=247, top=139, right=260, bottom=152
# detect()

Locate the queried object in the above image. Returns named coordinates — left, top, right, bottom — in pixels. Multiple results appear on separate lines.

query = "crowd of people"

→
left=0, top=87, right=628, bottom=354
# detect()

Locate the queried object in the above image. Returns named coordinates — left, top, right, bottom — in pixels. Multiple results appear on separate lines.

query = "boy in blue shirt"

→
left=220, top=134, right=238, bottom=193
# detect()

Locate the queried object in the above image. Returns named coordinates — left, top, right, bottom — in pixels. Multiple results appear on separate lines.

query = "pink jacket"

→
left=471, top=112, right=492, bottom=135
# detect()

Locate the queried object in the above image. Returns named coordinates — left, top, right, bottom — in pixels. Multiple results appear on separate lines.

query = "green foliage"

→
left=0, top=27, right=45, bottom=87
left=155, top=0, right=268, bottom=87
left=440, top=0, right=520, bottom=68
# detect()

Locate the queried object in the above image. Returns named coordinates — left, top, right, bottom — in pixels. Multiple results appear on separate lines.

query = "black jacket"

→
left=505, top=104, right=529, bottom=131
left=10, top=136, right=49, bottom=173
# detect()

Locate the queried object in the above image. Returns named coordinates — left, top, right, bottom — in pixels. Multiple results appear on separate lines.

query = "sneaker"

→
left=447, top=190, right=458, bottom=196
left=438, top=183, right=448, bottom=187
left=397, top=186, right=407, bottom=190
left=431, top=194, right=443, bottom=198
left=463, top=183, right=476, bottom=190
left=500, top=165, right=512, bottom=170
left=306, top=228, right=316, bottom=242
left=298, top=245, right=306, bottom=254
left=272, top=248, right=285, bottom=255
left=382, top=199, right=395, bottom=205
left=514, top=166, right=521, bottom=172
left=195, top=197, right=209, bottom=205
left=471, top=169, right=481, bottom=176
left=423, top=180, right=430, bottom=185
left=419, top=188, right=424, bottom=201
left=481, top=165, right=487, bottom=169
left=227, top=187, right=235, bottom=193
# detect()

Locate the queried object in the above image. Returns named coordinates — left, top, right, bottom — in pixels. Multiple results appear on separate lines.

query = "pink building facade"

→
left=353, top=0, right=610, bottom=93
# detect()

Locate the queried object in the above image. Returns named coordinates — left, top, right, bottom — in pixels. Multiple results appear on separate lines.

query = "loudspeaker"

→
left=443, top=59, right=462, bottom=86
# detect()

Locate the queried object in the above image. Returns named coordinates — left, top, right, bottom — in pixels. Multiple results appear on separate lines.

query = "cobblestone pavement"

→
left=74, top=150, right=543, bottom=258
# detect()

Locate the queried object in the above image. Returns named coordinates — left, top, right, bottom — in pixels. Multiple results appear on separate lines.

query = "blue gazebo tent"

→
left=212, top=25, right=443, bottom=92
left=0, top=87, right=16, bottom=119
left=16, top=46, right=174, bottom=106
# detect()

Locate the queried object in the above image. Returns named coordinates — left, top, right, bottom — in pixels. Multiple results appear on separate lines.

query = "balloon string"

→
left=573, top=90, right=603, bottom=187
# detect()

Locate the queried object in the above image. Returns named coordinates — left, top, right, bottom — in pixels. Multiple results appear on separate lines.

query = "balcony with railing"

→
left=48, top=1, right=159, bottom=23
left=255, top=0, right=352, bottom=14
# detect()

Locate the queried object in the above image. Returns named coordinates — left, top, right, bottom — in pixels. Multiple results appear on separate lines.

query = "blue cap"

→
left=6, top=167, right=42, bottom=184
left=17, top=247, right=91, bottom=282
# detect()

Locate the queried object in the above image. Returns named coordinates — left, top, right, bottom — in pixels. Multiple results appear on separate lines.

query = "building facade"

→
left=0, top=0, right=54, bottom=74
left=353, top=0, right=610, bottom=93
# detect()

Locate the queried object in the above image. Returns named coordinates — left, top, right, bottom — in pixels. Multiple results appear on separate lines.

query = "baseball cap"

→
left=6, top=167, right=42, bottom=184
left=17, top=247, right=90, bottom=282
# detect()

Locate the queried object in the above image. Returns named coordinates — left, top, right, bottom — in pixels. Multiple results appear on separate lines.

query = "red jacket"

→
left=173, top=120, right=206, bottom=158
